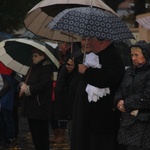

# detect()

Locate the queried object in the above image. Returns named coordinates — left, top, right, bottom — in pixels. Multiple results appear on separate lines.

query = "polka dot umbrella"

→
left=48, top=7, right=135, bottom=42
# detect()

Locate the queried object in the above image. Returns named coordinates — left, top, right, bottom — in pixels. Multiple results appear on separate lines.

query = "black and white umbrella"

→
left=0, top=38, right=59, bottom=75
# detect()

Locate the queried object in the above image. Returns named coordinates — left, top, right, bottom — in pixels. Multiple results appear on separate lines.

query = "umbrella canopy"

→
left=136, top=15, right=150, bottom=30
left=19, top=30, right=42, bottom=39
left=24, top=0, right=118, bottom=42
left=48, top=7, right=135, bottom=42
left=0, top=38, right=59, bottom=75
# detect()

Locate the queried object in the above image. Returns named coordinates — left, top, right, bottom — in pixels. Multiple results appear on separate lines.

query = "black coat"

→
left=54, top=50, right=83, bottom=120
left=21, top=59, right=53, bottom=120
left=71, top=44, right=125, bottom=150
left=114, top=63, right=150, bottom=148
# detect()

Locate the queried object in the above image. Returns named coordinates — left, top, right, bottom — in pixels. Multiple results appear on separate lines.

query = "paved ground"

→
left=8, top=117, right=70, bottom=150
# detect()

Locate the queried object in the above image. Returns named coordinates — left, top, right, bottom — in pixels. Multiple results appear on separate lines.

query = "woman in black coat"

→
left=114, top=40, right=150, bottom=150
left=20, top=49, right=53, bottom=150
left=70, top=39, right=125, bottom=150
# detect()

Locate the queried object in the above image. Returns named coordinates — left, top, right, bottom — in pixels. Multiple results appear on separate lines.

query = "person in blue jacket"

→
left=0, top=73, right=16, bottom=149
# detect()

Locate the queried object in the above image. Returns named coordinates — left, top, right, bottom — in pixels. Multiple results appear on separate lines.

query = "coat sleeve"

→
left=83, top=63, right=124, bottom=88
left=113, top=85, right=123, bottom=108
left=82, top=47, right=125, bottom=88
left=124, top=73, right=150, bottom=112
left=113, top=69, right=130, bottom=108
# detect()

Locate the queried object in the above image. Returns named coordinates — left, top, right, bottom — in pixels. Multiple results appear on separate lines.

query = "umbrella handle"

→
left=91, top=0, right=94, bottom=7
left=24, top=64, right=33, bottom=83
left=19, top=64, right=33, bottom=98
left=82, top=38, right=88, bottom=63
left=82, top=51, right=86, bottom=64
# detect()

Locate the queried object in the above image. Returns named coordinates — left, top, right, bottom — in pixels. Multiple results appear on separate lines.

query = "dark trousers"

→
left=13, top=106, right=19, bottom=139
left=28, top=118, right=49, bottom=150
left=88, top=130, right=119, bottom=150
left=50, top=118, right=59, bottom=130
left=128, top=145, right=150, bottom=150
left=59, top=120, right=68, bottom=129
left=50, top=101, right=68, bottom=130
left=0, top=108, right=15, bottom=140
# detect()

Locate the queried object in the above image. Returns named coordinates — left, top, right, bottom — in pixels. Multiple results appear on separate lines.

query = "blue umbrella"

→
left=48, top=7, right=135, bottom=42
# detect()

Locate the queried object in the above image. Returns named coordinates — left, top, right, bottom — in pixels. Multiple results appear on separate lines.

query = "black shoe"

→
left=0, top=142, right=9, bottom=150
left=0, top=139, right=16, bottom=150
left=9, top=139, right=18, bottom=149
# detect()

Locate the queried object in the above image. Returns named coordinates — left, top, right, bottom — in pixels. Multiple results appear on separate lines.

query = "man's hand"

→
left=78, top=64, right=88, bottom=74
left=117, top=100, right=126, bottom=112
left=20, top=82, right=27, bottom=93
left=66, top=58, right=75, bottom=73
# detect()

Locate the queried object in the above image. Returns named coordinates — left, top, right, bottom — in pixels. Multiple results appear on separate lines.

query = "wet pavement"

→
left=6, top=117, right=70, bottom=150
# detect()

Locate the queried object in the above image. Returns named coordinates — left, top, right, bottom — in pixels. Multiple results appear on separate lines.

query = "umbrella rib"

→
left=49, top=29, right=55, bottom=40
left=37, top=15, right=50, bottom=34
left=17, top=64, right=28, bottom=74
left=25, top=9, right=50, bottom=36
left=45, top=47, right=59, bottom=68
left=25, top=9, right=42, bottom=28
left=60, top=31, right=78, bottom=40
left=0, top=53, right=29, bottom=75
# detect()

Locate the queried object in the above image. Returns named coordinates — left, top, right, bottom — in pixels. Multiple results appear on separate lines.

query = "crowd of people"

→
left=0, top=38, right=150, bottom=150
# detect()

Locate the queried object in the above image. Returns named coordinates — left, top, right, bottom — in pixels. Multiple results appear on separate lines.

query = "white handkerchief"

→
left=84, top=52, right=101, bottom=68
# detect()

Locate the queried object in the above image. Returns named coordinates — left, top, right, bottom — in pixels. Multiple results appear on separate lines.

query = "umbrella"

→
left=0, top=38, right=60, bottom=75
left=19, top=30, right=59, bottom=49
left=24, top=0, right=118, bottom=42
left=136, top=15, right=150, bottom=30
left=47, top=7, right=135, bottom=42
left=19, top=30, right=42, bottom=39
